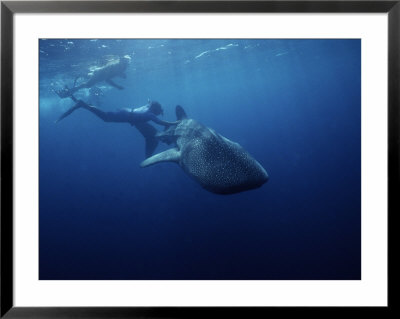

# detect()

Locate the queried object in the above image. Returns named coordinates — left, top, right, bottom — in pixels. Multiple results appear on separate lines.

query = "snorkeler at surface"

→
left=56, top=99, right=180, bottom=158
left=55, top=55, right=131, bottom=99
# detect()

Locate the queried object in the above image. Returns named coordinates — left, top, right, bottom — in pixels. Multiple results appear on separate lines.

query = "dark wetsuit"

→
left=81, top=103, right=177, bottom=127
left=56, top=100, right=178, bottom=158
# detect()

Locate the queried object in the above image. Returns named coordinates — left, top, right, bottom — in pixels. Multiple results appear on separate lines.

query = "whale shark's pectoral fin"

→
left=106, top=79, right=124, bottom=90
left=140, top=148, right=181, bottom=168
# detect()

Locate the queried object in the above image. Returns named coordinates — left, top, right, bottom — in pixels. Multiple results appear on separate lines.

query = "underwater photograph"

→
left=39, top=39, right=361, bottom=280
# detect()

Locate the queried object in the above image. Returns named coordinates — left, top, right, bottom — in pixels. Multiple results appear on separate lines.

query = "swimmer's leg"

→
left=106, top=79, right=124, bottom=90
left=135, top=123, right=159, bottom=158
left=56, top=99, right=133, bottom=125
left=79, top=102, right=130, bottom=123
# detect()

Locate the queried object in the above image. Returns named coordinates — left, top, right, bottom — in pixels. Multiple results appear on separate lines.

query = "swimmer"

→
left=56, top=99, right=180, bottom=158
left=55, top=55, right=131, bottom=99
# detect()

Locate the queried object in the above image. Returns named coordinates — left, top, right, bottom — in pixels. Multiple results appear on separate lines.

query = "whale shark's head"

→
left=238, top=158, right=269, bottom=192
left=180, top=129, right=269, bottom=195
left=204, top=144, right=269, bottom=195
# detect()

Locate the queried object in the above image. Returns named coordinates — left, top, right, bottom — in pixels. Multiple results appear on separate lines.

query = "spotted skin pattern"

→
left=141, top=107, right=269, bottom=195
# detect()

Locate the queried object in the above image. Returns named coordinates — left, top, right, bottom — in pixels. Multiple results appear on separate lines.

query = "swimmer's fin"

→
left=69, top=94, right=78, bottom=103
left=140, top=148, right=180, bottom=168
left=54, top=100, right=85, bottom=124
left=134, top=122, right=159, bottom=158
left=54, top=104, right=81, bottom=123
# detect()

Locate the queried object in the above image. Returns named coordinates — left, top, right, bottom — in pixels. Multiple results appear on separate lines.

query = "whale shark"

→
left=141, top=106, right=269, bottom=194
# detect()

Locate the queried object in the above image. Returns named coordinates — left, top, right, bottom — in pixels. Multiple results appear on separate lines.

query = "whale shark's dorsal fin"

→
left=140, top=148, right=181, bottom=168
left=176, top=105, right=188, bottom=120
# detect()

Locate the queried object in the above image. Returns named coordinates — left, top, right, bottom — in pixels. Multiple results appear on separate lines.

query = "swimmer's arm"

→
left=149, top=114, right=180, bottom=127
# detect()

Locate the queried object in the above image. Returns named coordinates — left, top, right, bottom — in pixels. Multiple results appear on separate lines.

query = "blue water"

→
left=39, top=39, right=361, bottom=280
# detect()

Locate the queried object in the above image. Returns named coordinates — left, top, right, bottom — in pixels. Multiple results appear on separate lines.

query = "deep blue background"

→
left=39, top=39, right=361, bottom=280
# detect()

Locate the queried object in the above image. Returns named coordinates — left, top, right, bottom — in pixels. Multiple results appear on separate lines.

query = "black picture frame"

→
left=1, top=1, right=397, bottom=318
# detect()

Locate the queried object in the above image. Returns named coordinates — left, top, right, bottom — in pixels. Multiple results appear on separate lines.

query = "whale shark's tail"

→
left=134, top=122, right=159, bottom=158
